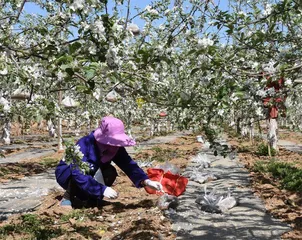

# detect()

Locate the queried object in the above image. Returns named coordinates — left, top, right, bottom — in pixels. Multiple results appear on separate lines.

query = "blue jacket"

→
left=55, top=132, right=149, bottom=200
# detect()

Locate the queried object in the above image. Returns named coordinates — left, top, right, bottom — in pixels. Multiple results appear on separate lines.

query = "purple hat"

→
left=93, top=116, right=136, bottom=147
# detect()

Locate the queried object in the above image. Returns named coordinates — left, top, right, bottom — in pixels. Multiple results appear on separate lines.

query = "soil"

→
left=0, top=129, right=301, bottom=239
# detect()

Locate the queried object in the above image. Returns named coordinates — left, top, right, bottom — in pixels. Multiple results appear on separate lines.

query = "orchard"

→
left=1, top=0, right=302, bottom=149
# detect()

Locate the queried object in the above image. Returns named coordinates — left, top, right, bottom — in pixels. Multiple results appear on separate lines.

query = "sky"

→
left=23, top=0, right=230, bottom=28
left=21, top=0, right=230, bottom=42
left=23, top=0, right=163, bottom=29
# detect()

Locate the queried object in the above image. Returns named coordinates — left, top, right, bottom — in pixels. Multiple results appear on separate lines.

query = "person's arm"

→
left=113, top=147, right=149, bottom=188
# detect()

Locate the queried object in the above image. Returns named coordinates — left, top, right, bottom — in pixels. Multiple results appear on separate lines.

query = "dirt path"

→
left=170, top=140, right=291, bottom=240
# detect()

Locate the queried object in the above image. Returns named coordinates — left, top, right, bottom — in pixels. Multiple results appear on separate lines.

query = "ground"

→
left=0, top=129, right=301, bottom=239
left=228, top=131, right=302, bottom=240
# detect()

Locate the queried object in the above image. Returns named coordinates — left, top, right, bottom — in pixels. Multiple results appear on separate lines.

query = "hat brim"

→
left=95, top=133, right=136, bottom=147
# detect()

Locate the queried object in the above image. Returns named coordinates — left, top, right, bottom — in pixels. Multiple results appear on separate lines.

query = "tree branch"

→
left=124, top=0, right=131, bottom=31
left=16, top=0, right=27, bottom=22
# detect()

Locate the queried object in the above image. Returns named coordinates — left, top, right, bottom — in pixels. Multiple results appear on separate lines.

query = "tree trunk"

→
left=267, top=118, right=278, bottom=152
left=1, top=121, right=11, bottom=145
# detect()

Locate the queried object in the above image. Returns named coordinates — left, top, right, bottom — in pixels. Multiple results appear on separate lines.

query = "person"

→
left=55, top=116, right=163, bottom=208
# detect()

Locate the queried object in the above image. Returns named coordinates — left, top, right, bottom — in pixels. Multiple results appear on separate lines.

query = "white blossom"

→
left=238, top=11, right=246, bottom=16
left=106, top=44, right=121, bottom=67
left=58, top=71, right=65, bottom=81
left=256, top=89, right=266, bottom=98
left=262, top=4, right=273, bottom=17
left=285, top=78, right=292, bottom=86
left=145, top=5, right=159, bottom=15
left=198, top=37, right=214, bottom=47
left=70, top=0, right=85, bottom=11
left=0, top=68, right=8, bottom=75
left=256, top=107, right=263, bottom=116
left=80, top=21, right=90, bottom=32
left=0, top=97, right=10, bottom=112
left=267, top=87, right=276, bottom=96
left=218, top=109, right=224, bottom=116
left=93, top=19, right=105, bottom=34
left=230, top=93, right=239, bottom=102
left=93, top=88, right=102, bottom=100
left=251, top=61, right=259, bottom=69
left=112, top=22, right=123, bottom=33
left=88, top=45, right=97, bottom=54
left=262, top=60, right=276, bottom=74
left=74, top=144, right=84, bottom=159
left=128, top=60, right=137, bottom=71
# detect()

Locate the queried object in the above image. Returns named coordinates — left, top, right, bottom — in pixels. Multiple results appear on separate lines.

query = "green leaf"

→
left=87, top=79, right=95, bottom=90
left=76, top=85, right=88, bottom=92
left=69, top=42, right=82, bottom=54
left=65, top=68, right=74, bottom=76
left=85, top=69, right=95, bottom=79
left=191, top=68, right=200, bottom=76
left=234, top=91, right=245, bottom=97
left=56, top=55, right=73, bottom=65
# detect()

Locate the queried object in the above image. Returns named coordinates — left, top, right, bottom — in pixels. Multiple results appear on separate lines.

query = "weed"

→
left=237, top=145, right=250, bottom=153
left=253, top=160, right=302, bottom=192
left=41, top=157, right=58, bottom=168
left=0, top=224, right=17, bottom=238
left=60, top=209, right=86, bottom=222
left=0, top=214, right=62, bottom=239
left=256, top=143, right=277, bottom=156
left=150, top=147, right=176, bottom=162
left=0, top=167, right=10, bottom=176
left=253, top=161, right=267, bottom=172
left=12, top=140, right=26, bottom=144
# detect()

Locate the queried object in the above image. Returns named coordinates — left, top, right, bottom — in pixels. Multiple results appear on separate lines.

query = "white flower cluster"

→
left=262, top=60, right=276, bottom=74
left=285, top=78, right=292, bottom=86
left=0, top=97, right=10, bottom=112
left=255, top=107, right=263, bottom=117
left=0, top=68, right=7, bottom=75
left=74, top=144, right=84, bottom=160
left=198, top=38, right=214, bottom=48
left=70, top=0, right=85, bottom=11
left=106, top=43, right=121, bottom=68
left=92, top=19, right=105, bottom=35
left=256, top=89, right=266, bottom=98
left=266, top=87, right=276, bottom=96
left=22, top=64, right=43, bottom=81
left=145, top=5, right=159, bottom=15
left=262, top=4, right=273, bottom=17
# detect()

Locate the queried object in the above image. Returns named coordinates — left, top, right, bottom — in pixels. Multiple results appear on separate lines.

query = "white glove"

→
left=103, top=187, right=118, bottom=199
left=144, top=179, right=163, bottom=192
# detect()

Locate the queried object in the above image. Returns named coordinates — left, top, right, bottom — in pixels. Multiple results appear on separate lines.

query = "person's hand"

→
left=103, top=187, right=118, bottom=199
left=144, top=179, right=163, bottom=192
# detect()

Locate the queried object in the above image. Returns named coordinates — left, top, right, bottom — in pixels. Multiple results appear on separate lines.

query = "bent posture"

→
left=55, top=116, right=162, bottom=208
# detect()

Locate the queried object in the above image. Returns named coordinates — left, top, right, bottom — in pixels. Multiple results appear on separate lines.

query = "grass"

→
left=253, top=160, right=302, bottom=192
left=40, top=157, right=59, bottom=168
left=60, top=209, right=87, bottom=222
left=0, top=214, right=62, bottom=239
left=150, top=146, right=177, bottom=162
left=0, top=156, right=61, bottom=180
left=256, top=142, right=277, bottom=156
left=0, top=209, right=99, bottom=239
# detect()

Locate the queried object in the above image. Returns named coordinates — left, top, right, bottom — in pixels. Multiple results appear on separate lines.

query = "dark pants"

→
left=63, top=164, right=118, bottom=207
